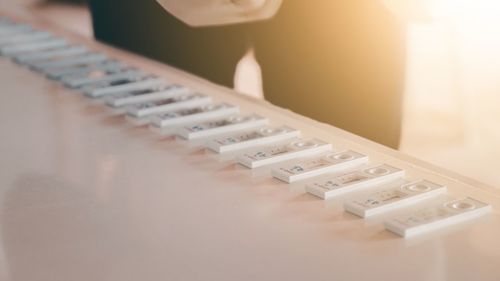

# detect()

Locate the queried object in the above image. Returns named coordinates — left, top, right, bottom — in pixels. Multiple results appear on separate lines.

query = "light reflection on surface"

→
left=399, top=0, right=500, bottom=188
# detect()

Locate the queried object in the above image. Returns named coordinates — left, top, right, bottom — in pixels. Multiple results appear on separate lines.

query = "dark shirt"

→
left=89, top=0, right=405, bottom=148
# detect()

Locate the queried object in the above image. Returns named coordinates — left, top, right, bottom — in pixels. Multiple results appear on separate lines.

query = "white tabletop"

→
left=0, top=13, right=500, bottom=281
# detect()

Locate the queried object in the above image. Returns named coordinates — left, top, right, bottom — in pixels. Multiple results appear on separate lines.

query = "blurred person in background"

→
left=88, top=0, right=406, bottom=148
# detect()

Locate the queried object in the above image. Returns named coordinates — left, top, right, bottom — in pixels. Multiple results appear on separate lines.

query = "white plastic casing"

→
left=0, top=31, right=52, bottom=46
left=32, top=53, right=108, bottom=72
left=344, top=180, right=447, bottom=218
left=149, top=103, right=239, bottom=128
left=237, top=138, right=332, bottom=168
left=177, top=114, right=268, bottom=140
left=384, top=197, right=491, bottom=238
left=50, top=61, right=126, bottom=80
left=14, top=45, right=88, bottom=64
left=271, top=150, right=369, bottom=183
left=104, top=84, right=189, bottom=108
left=125, top=93, right=212, bottom=118
left=0, top=24, right=32, bottom=36
left=85, top=78, right=167, bottom=98
left=1, top=38, right=68, bottom=56
left=205, top=126, right=300, bottom=153
left=306, top=164, right=405, bottom=200
left=63, top=69, right=146, bottom=89
left=82, top=76, right=158, bottom=100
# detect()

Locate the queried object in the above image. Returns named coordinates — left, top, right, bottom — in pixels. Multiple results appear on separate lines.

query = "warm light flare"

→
left=431, top=0, right=500, bottom=22
left=400, top=0, right=500, bottom=188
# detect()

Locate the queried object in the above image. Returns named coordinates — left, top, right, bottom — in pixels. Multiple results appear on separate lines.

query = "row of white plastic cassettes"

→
left=0, top=17, right=491, bottom=238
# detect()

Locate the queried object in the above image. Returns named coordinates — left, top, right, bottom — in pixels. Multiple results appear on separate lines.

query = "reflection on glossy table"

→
left=0, top=14, right=500, bottom=281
